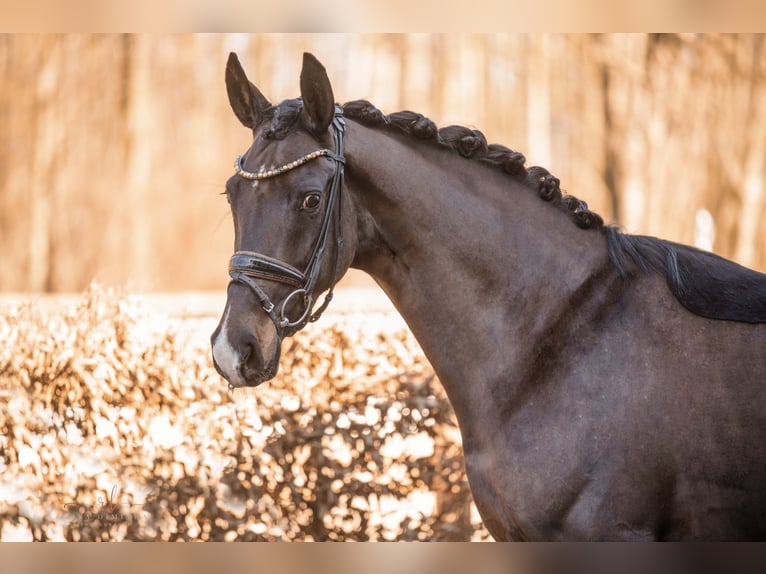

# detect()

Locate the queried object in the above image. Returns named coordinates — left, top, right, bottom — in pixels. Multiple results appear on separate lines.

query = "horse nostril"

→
left=238, top=335, right=265, bottom=375
left=241, top=341, right=253, bottom=363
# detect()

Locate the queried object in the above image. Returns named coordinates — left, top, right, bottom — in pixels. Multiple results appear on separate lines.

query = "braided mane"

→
left=341, top=99, right=605, bottom=231
left=339, top=99, right=766, bottom=324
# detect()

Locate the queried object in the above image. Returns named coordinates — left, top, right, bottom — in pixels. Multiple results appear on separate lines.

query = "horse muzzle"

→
left=210, top=294, right=282, bottom=388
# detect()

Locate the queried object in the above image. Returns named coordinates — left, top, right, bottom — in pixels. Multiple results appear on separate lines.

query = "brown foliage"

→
left=0, top=287, right=489, bottom=541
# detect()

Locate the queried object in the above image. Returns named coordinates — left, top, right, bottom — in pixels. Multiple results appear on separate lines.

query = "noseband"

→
left=227, top=106, right=346, bottom=339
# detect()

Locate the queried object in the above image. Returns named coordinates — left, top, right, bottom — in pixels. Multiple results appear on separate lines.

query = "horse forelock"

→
left=258, top=98, right=304, bottom=140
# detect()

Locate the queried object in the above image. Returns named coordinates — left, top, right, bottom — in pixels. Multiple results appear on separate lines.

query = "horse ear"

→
left=225, top=52, right=271, bottom=130
left=300, top=52, right=335, bottom=135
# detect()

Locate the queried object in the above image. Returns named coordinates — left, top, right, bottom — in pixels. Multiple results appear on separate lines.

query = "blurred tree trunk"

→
left=526, top=34, right=552, bottom=168
left=122, top=35, right=154, bottom=289
left=27, top=36, right=57, bottom=292
left=734, top=36, right=766, bottom=268
left=0, top=35, right=46, bottom=291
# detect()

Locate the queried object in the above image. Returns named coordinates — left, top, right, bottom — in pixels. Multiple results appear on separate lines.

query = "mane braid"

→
left=341, top=99, right=605, bottom=232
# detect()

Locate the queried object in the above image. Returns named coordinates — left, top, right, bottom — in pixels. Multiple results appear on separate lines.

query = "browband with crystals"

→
left=235, top=148, right=344, bottom=181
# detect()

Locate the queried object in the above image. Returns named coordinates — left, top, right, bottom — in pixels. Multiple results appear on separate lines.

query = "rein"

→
left=228, top=105, right=346, bottom=339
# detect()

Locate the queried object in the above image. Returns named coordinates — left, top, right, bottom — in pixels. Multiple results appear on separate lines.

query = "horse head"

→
left=211, top=52, right=356, bottom=388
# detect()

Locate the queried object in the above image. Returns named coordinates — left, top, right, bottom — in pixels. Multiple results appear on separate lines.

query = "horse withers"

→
left=211, top=52, right=766, bottom=540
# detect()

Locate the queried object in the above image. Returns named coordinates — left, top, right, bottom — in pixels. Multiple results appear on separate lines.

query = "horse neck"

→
left=344, top=121, right=611, bottom=439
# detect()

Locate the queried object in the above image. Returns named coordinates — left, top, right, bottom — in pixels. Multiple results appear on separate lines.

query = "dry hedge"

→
left=0, top=286, right=489, bottom=541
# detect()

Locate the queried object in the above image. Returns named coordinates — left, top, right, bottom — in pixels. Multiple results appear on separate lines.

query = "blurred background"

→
left=1, top=33, right=765, bottom=294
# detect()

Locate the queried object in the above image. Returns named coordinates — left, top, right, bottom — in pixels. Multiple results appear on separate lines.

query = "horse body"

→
left=212, top=53, right=766, bottom=540
left=343, top=119, right=766, bottom=540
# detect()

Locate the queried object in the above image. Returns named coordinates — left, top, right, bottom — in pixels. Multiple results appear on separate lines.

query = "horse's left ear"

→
left=300, top=53, right=335, bottom=135
left=226, top=52, right=271, bottom=130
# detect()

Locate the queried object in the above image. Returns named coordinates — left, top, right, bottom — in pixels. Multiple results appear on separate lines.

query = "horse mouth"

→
left=232, top=346, right=282, bottom=389
left=238, top=365, right=278, bottom=388
left=211, top=351, right=279, bottom=390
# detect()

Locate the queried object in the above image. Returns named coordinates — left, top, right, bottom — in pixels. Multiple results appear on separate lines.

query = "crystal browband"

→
left=235, top=148, right=345, bottom=181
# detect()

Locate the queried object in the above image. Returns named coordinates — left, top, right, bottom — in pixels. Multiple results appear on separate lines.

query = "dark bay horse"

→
left=211, top=52, right=766, bottom=540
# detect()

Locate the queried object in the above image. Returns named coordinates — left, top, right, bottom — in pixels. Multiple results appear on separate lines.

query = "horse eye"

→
left=301, top=193, right=321, bottom=210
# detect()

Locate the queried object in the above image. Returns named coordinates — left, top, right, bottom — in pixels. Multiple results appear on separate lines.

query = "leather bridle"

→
left=228, top=105, right=346, bottom=339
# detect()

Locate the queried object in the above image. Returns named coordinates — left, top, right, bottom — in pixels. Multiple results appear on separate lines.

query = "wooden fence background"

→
left=1, top=34, right=764, bottom=292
